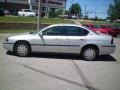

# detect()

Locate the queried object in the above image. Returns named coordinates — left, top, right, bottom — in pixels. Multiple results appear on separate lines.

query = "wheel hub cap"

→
left=84, top=48, right=96, bottom=60
left=17, top=45, right=28, bottom=56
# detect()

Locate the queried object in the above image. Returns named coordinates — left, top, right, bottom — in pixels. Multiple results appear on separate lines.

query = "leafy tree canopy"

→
left=108, top=0, right=120, bottom=21
left=69, top=3, right=82, bottom=16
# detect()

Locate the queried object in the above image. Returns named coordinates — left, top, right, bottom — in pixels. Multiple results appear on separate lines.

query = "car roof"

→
left=49, top=24, right=82, bottom=27
left=38, top=24, right=96, bottom=35
left=21, top=9, right=31, bottom=10
left=46, top=24, right=94, bottom=33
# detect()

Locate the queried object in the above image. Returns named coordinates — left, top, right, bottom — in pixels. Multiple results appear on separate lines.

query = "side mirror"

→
left=39, top=32, right=43, bottom=37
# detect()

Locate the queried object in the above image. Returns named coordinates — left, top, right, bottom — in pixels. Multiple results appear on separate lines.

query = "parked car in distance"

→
left=4, top=10, right=10, bottom=15
left=114, top=19, right=120, bottom=23
left=0, top=8, right=10, bottom=16
left=100, top=25, right=120, bottom=37
left=18, top=9, right=36, bottom=17
left=82, top=24, right=109, bottom=34
left=67, top=14, right=77, bottom=19
left=3, top=24, right=115, bottom=60
left=0, top=8, right=5, bottom=16
left=9, top=9, right=19, bottom=16
left=71, top=14, right=77, bottom=19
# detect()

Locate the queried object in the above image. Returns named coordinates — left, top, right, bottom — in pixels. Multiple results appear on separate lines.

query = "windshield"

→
left=30, top=28, right=44, bottom=34
left=24, top=10, right=32, bottom=12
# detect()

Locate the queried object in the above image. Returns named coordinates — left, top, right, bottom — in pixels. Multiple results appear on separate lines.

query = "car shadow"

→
left=31, top=54, right=117, bottom=62
left=6, top=51, right=117, bottom=62
left=95, top=55, right=117, bottom=62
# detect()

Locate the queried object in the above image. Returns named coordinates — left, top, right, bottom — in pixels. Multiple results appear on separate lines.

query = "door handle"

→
left=80, top=39, right=85, bottom=41
left=54, top=38, right=58, bottom=40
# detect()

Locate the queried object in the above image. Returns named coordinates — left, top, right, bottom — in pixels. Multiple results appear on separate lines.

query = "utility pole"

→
left=5, top=0, right=7, bottom=9
left=84, top=4, right=87, bottom=16
left=45, top=0, right=48, bottom=17
left=95, top=7, right=97, bottom=17
left=37, top=0, right=41, bottom=31
left=62, top=0, right=67, bottom=15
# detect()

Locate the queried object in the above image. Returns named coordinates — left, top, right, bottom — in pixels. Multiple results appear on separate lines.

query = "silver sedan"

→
left=3, top=24, right=115, bottom=60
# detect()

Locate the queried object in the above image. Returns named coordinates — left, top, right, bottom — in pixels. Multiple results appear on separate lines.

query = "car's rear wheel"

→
left=14, top=42, right=31, bottom=57
left=81, top=46, right=98, bottom=61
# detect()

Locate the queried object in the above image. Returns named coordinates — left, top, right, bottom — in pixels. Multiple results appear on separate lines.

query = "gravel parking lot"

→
left=0, top=33, right=120, bottom=90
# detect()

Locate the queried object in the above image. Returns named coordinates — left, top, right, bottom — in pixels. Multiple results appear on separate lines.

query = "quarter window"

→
left=82, top=28, right=89, bottom=35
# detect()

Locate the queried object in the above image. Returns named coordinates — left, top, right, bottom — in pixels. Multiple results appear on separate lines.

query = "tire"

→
left=81, top=46, right=98, bottom=61
left=14, top=42, right=31, bottom=57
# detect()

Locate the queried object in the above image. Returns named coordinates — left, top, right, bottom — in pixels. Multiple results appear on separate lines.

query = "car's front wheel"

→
left=81, top=46, right=98, bottom=61
left=14, top=42, right=31, bottom=57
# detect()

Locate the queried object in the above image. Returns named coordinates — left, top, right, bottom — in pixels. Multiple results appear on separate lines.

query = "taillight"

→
left=111, top=38, right=113, bottom=44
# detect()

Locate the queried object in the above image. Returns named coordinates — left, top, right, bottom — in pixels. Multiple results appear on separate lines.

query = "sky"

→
left=66, top=0, right=114, bottom=19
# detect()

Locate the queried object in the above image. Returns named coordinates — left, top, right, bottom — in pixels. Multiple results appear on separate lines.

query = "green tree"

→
left=65, top=10, right=69, bottom=15
left=49, top=9, right=55, bottom=18
left=55, top=9, right=64, bottom=16
left=108, top=0, right=120, bottom=21
left=49, top=9, right=64, bottom=18
left=83, top=15, right=88, bottom=20
left=94, top=16, right=98, bottom=21
left=69, top=3, right=82, bottom=17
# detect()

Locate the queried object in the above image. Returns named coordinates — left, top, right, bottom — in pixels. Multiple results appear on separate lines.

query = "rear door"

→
left=61, top=26, right=89, bottom=54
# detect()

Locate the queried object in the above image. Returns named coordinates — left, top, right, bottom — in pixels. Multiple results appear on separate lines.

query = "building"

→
left=0, top=0, right=67, bottom=16
left=29, top=0, right=67, bottom=17
left=0, top=0, right=29, bottom=10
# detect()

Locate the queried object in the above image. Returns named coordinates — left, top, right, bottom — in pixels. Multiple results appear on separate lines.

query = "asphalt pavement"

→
left=0, top=33, right=120, bottom=90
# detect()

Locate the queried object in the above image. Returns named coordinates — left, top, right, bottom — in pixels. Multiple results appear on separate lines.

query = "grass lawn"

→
left=0, top=16, right=74, bottom=33
left=0, top=16, right=73, bottom=24
left=0, top=16, right=119, bottom=33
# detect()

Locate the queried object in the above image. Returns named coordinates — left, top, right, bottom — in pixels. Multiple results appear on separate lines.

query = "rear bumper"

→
left=99, top=45, right=115, bottom=55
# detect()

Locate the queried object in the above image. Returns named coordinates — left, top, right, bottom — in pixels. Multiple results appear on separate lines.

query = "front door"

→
left=39, top=26, right=64, bottom=53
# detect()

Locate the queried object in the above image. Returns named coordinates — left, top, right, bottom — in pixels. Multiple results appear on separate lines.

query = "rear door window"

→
left=64, top=26, right=89, bottom=36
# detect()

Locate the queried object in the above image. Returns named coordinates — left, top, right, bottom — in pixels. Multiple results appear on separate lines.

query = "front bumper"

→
left=3, top=42, right=14, bottom=52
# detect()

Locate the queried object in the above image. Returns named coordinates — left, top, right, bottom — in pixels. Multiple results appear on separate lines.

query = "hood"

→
left=8, top=33, right=35, bottom=40
left=24, top=12, right=35, bottom=14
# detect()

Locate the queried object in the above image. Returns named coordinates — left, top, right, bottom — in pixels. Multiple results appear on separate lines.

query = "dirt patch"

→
left=0, top=22, right=50, bottom=30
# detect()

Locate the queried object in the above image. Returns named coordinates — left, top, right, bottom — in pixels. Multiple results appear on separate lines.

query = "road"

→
left=0, top=33, right=120, bottom=90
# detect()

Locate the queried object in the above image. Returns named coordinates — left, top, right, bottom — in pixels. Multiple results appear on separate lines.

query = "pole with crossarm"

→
left=37, top=0, right=41, bottom=31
